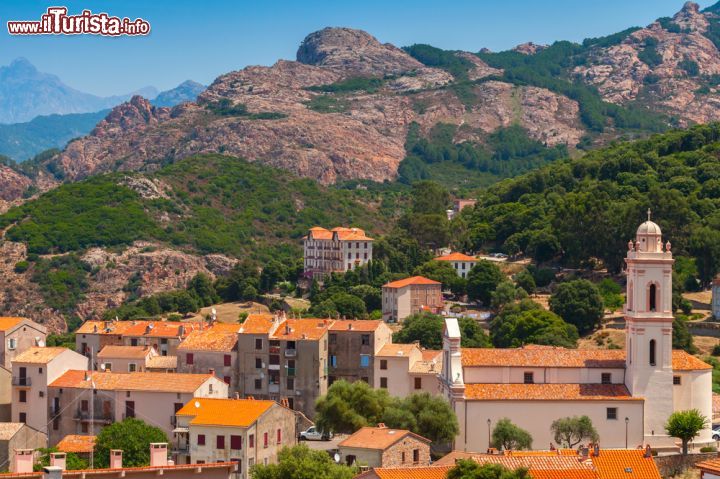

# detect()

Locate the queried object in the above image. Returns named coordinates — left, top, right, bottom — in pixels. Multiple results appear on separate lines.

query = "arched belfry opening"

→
left=649, top=339, right=656, bottom=366
left=649, top=283, right=657, bottom=311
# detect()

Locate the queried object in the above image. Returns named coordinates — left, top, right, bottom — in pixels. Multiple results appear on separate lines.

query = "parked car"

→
left=713, top=426, right=720, bottom=441
left=299, top=426, right=333, bottom=441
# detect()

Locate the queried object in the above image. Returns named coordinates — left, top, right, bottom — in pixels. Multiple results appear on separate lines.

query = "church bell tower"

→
left=624, top=210, right=675, bottom=445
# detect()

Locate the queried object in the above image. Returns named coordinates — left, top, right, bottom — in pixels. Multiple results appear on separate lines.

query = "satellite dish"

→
left=100, top=364, right=106, bottom=371
left=194, top=401, right=201, bottom=409
left=37, top=340, right=46, bottom=348
left=334, top=453, right=340, bottom=463
left=211, top=308, right=217, bottom=315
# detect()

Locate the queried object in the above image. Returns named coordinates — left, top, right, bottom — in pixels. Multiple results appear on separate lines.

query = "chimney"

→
left=234, top=392, right=240, bottom=399
left=347, top=323, right=353, bottom=330
left=110, top=450, right=123, bottom=469
left=644, top=445, right=652, bottom=458
left=12, top=449, right=33, bottom=473
left=285, top=323, right=290, bottom=335
left=50, top=452, right=66, bottom=470
left=178, top=325, right=185, bottom=337
left=149, top=443, right=168, bottom=467
left=377, top=423, right=386, bottom=429
left=593, top=444, right=600, bottom=457
left=93, top=324, right=98, bottom=333
left=579, top=446, right=589, bottom=460
left=43, top=466, right=63, bottom=479
left=208, top=368, right=215, bottom=377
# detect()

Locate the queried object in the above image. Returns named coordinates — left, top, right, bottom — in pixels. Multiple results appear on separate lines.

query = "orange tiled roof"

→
left=306, top=226, right=374, bottom=241
left=0, top=317, right=25, bottom=331
left=672, top=350, right=712, bottom=370
left=97, top=346, right=152, bottom=359
left=146, top=355, right=178, bottom=369
left=0, top=423, right=23, bottom=440
left=76, top=320, right=197, bottom=338
left=176, top=398, right=275, bottom=427
left=56, top=434, right=96, bottom=453
left=697, top=458, right=720, bottom=475
left=49, top=370, right=214, bottom=393
left=13, top=347, right=70, bottom=364
left=461, top=345, right=711, bottom=371
left=461, top=346, right=626, bottom=368
left=464, top=383, right=640, bottom=401
left=383, top=276, right=441, bottom=289
left=410, top=350, right=443, bottom=374
left=356, top=466, right=452, bottom=479
left=329, top=320, right=385, bottom=332
left=434, top=252, right=477, bottom=262
left=339, top=426, right=430, bottom=451
left=178, top=324, right=240, bottom=352
left=377, top=343, right=419, bottom=358
left=239, top=314, right=276, bottom=334
left=0, top=463, right=236, bottom=479
left=307, top=227, right=333, bottom=240
left=271, top=318, right=330, bottom=341
left=591, top=449, right=661, bottom=479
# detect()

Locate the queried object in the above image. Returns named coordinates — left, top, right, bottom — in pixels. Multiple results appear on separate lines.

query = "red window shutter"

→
left=277, top=428, right=281, bottom=444
left=224, top=355, right=232, bottom=366
left=186, top=353, right=194, bottom=365
left=224, top=376, right=231, bottom=385
left=230, top=435, right=242, bottom=450
left=263, top=432, right=268, bottom=448
left=249, top=435, right=254, bottom=448
left=197, top=434, right=205, bottom=446
left=216, top=435, right=225, bottom=449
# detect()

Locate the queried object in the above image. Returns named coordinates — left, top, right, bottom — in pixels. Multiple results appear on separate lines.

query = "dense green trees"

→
left=467, top=260, right=505, bottom=304
left=251, top=445, right=356, bottom=479
left=491, top=418, right=533, bottom=450
left=314, top=380, right=459, bottom=444
left=490, top=300, right=579, bottom=348
left=94, top=418, right=168, bottom=468
left=549, top=280, right=604, bottom=334
left=394, top=312, right=491, bottom=349
left=665, top=409, right=708, bottom=455
left=550, top=416, right=599, bottom=448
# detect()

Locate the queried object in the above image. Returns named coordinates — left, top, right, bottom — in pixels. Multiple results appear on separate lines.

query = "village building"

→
left=55, top=434, right=96, bottom=463
left=75, top=320, right=199, bottom=361
left=447, top=199, right=477, bottom=220
left=434, top=253, right=477, bottom=279
left=237, top=314, right=330, bottom=418
left=0, top=318, right=47, bottom=370
left=440, top=217, right=713, bottom=452
left=46, top=371, right=227, bottom=445
left=302, top=227, right=373, bottom=279
left=374, top=344, right=442, bottom=397
left=177, top=323, right=241, bottom=391
left=11, top=347, right=89, bottom=435
left=97, top=346, right=159, bottom=373
left=337, top=425, right=431, bottom=468
left=328, top=320, right=392, bottom=386
left=0, top=423, right=46, bottom=472
left=173, top=398, right=296, bottom=478
left=382, top=276, right=443, bottom=323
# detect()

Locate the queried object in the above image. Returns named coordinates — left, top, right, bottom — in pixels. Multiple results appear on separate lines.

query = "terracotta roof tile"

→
left=0, top=423, right=23, bottom=440
left=13, top=347, right=69, bottom=364
left=0, top=317, right=24, bottom=331
left=56, top=435, right=96, bottom=453
left=383, top=276, right=441, bottom=289
left=464, top=383, right=640, bottom=401
left=306, top=227, right=374, bottom=241
left=329, top=320, right=385, bottom=332
left=239, top=314, right=276, bottom=334
left=434, top=252, right=477, bottom=262
left=271, top=319, right=330, bottom=341
left=697, top=458, right=720, bottom=475
left=97, top=346, right=152, bottom=359
left=461, top=346, right=626, bottom=368
left=50, top=370, right=213, bottom=393
left=76, top=320, right=197, bottom=338
left=410, top=351, right=443, bottom=374
left=377, top=344, right=419, bottom=358
left=176, top=398, right=275, bottom=427
left=178, top=324, right=239, bottom=352
left=672, top=350, right=712, bottom=370
left=338, top=426, right=429, bottom=450
left=146, top=355, right=177, bottom=369
left=357, top=466, right=452, bottom=479
left=591, top=449, right=661, bottom=479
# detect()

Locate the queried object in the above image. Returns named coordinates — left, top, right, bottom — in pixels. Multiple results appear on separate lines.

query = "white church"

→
left=441, top=216, right=713, bottom=452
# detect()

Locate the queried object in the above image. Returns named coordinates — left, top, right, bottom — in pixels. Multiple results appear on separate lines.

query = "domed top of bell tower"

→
left=634, top=209, right=664, bottom=253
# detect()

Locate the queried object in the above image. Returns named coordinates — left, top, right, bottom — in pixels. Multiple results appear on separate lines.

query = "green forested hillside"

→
left=457, top=123, right=720, bottom=283
left=0, top=154, right=396, bottom=261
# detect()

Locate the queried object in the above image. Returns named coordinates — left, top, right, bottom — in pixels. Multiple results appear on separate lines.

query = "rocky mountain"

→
left=0, top=58, right=157, bottom=124
left=151, top=80, right=206, bottom=107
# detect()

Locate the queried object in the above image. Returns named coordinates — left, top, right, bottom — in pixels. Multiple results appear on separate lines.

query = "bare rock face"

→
left=297, top=27, right=424, bottom=76
left=76, top=242, right=237, bottom=321
left=0, top=165, right=31, bottom=212
left=513, top=42, right=547, bottom=55
left=455, top=52, right=503, bottom=80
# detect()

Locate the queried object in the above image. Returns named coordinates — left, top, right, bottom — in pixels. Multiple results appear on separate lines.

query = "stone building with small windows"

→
left=327, top=320, right=392, bottom=386
left=338, top=425, right=431, bottom=468
left=440, top=217, right=713, bottom=452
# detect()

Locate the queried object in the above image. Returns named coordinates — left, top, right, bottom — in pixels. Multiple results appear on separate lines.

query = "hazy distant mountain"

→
left=0, top=58, right=157, bottom=124
left=0, top=110, right=109, bottom=162
left=152, top=80, right=206, bottom=107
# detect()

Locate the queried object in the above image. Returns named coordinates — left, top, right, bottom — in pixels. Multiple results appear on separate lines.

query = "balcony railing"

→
left=74, top=410, right=114, bottom=423
left=284, top=349, right=297, bottom=358
left=172, top=445, right=190, bottom=454
left=268, top=364, right=280, bottom=370
left=12, top=377, right=31, bottom=386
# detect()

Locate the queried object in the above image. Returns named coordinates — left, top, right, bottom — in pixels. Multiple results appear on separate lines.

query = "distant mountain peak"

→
left=151, top=80, right=205, bottom=107
left=9, top=57, right=35, bottom=70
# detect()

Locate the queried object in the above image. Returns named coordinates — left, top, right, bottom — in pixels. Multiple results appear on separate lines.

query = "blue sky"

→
left=0, top=0, right=716, bottom=96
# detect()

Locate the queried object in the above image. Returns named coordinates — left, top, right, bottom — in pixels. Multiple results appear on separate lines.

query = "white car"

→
left=299, top=426, right=333, bottom=441
left=713, top=426, right=720, bottom=441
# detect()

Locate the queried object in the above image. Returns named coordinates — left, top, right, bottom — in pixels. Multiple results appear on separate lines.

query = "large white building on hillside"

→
left=441, top=216, right=713, bottom=452
left=302, top=227, right=374, bottom=279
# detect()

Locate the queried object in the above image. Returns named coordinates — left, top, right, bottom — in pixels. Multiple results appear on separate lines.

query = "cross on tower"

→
left=647, top=208, right=651, bottom=221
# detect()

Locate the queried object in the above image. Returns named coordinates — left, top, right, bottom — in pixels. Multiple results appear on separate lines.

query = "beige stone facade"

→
left=338, top=426, right=430, bottom=468
left=382, top=277, right=442, bottom=323
left=303, top=227, right=373, bottom=279
left=328, top=321, right=392, bottom=386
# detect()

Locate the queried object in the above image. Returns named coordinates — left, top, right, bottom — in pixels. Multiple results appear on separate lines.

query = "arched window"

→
left=649, top=339, right=656, bottom=366
left=649, top=284, right=657, bottom=311
left=628, top=281, right=633, bottom=311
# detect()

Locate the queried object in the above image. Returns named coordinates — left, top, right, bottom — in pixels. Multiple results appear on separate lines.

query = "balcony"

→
left=172, top=444, right=190, bottom=455
left=284, top=349, right=296, bottom=358
left=268, top=364, right=280, bottom=371
left=12, top=377, right=31, bottom=387
left=74, top=410, right=114, bottom=424
left=269, top=346, right=281, bottom=354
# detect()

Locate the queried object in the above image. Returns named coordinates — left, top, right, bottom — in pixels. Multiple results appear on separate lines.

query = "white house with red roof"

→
left=302, top=226, right=373, bottom=279
left=440, top=217, right=713, bottom=452
left=434, top=252, right=478, bottom=278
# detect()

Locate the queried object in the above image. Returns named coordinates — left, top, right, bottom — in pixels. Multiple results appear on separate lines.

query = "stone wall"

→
left=654, top=452, right=718, bottom=477
left=381, top=436, right=431, bottom=468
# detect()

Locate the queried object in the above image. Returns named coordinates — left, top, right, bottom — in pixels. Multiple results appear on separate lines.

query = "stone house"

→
left=97, top=346, right=158, bottom=373
left=46, top=371, right=227, bottom=445
left=0, top=423, right=46, bottom=472
left=173, top=398, right=296, bottom=478
left=177, top=323, right=240, bottom=391
left=374, top=344, right=442, bottom=397
left=11, top=347, right=89, bottom=435
left=337, top=425, right=431, bottom=468
left=382, top=277, right=443, bottom=323
left=328, top=320, right=392, bottom=386
left=0, top=317, right=47, bottom=370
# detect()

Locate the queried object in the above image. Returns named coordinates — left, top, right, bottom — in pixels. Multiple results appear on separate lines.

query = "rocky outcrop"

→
left=0, top=165, right=30, bottom=209
left=513, top=42, right=547, bottom=55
